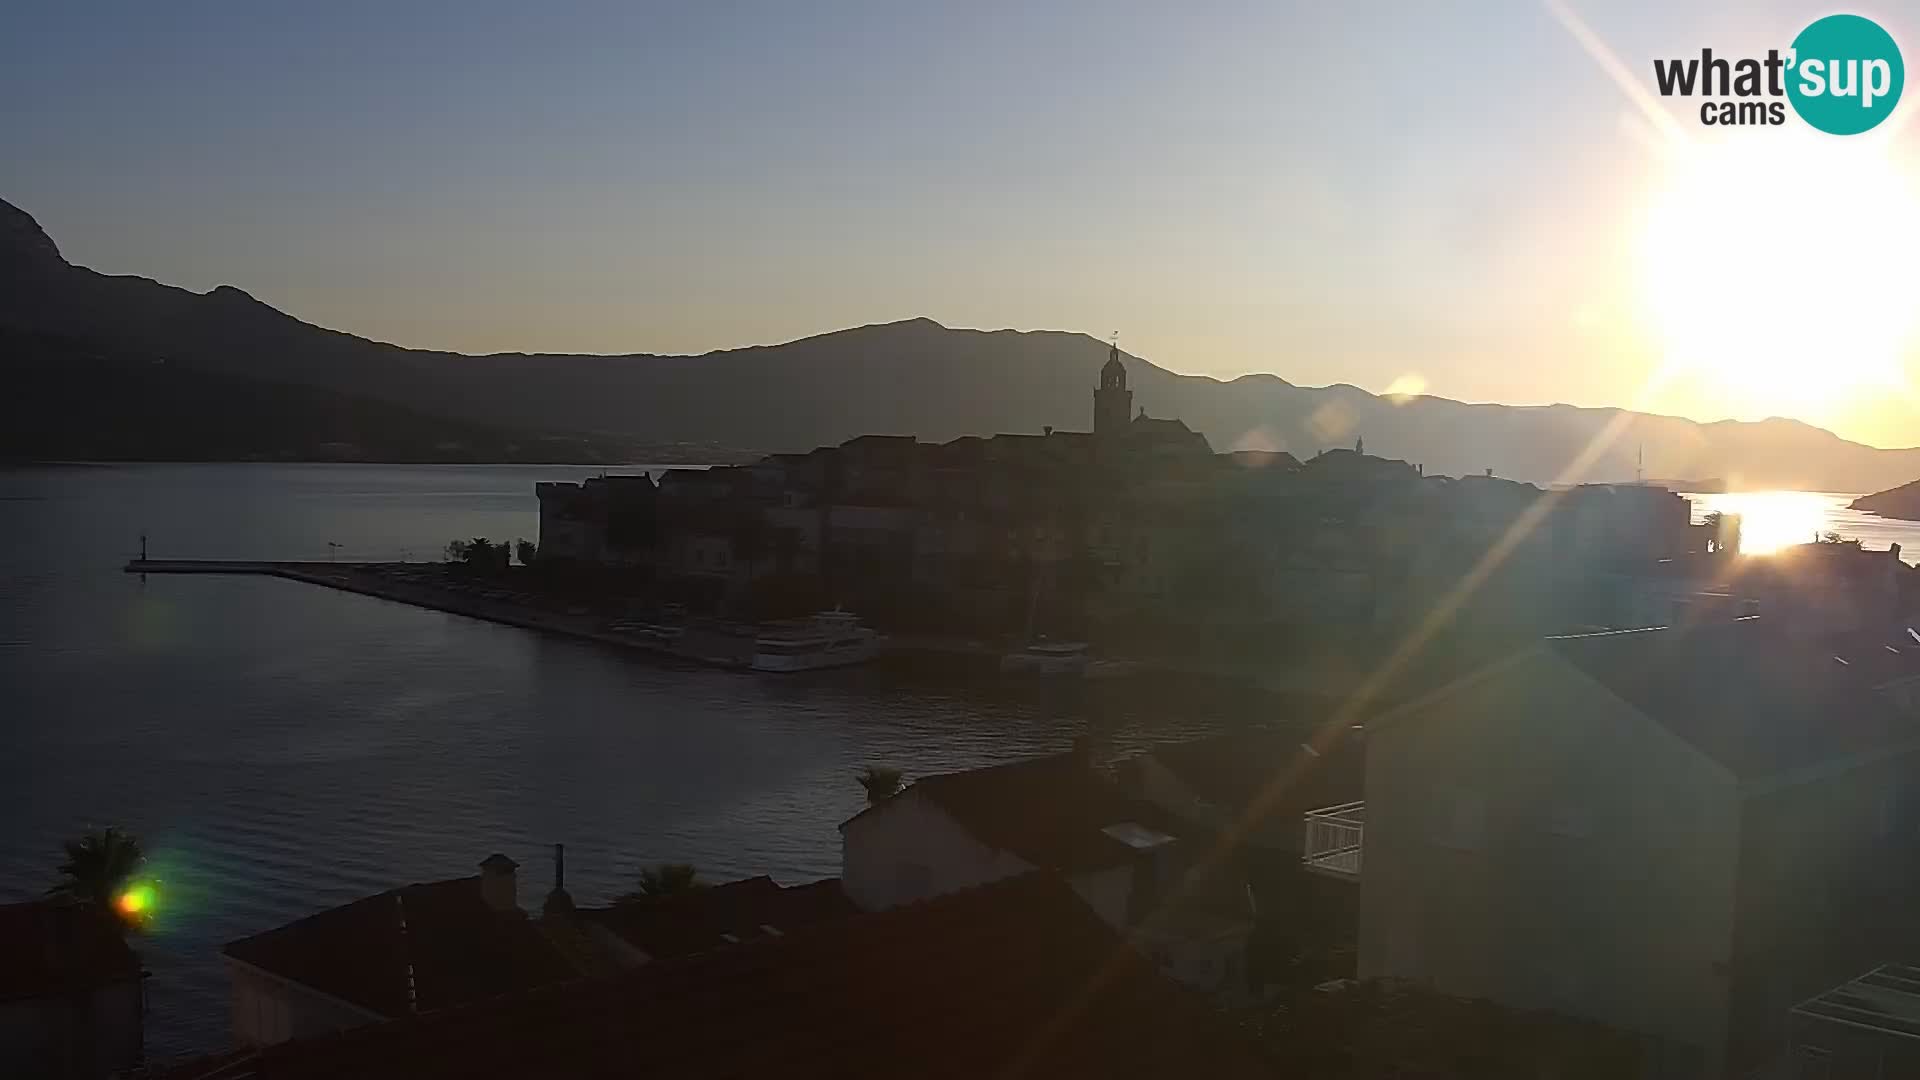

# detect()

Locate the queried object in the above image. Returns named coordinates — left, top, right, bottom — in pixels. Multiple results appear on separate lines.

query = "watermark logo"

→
left=1788, top=14, right=1903, bottom=134
left=1653, top=13, right=1904, bottom=134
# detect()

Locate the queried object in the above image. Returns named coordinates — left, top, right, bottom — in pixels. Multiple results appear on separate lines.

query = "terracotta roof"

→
left=580, top=876, right=854, bottom=959
left=222, top=876, right=580, bottom=1018
left=871, top=753, right=1198, bottom=873
left=161, top=874, right=1271, bottom=1080
left=0, top=899, right=142, bottom=1003
left=1546, top=619, right=1920, bottom=780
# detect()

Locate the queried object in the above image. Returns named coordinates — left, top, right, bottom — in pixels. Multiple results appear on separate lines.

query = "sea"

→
left=0, top=463, right=1242, bottom=1059
left=3, top=464, right=1917, bottom=1059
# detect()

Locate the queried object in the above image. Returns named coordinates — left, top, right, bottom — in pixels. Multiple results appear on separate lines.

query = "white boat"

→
left=1000, top=640, right=1091, bottom=675
left=751, top=610, right=879, bottom=672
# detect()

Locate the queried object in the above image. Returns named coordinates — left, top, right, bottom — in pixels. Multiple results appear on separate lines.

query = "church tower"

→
left=1093, top=335, right=1132, bottom=438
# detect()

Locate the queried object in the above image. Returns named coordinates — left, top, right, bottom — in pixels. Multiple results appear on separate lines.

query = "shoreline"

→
left=121, top=559, right=1348, bottom=695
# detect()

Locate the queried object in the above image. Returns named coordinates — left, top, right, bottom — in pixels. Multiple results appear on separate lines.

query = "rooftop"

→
left=580, top=876, right=854, bottom=960
left=1141, top=727, right=1367, bottom=822
left=222, top=876, right=580, bottom=1018
left=854, top=751, right=1197, bottom=873
left=0, top=899, right=143, bottom=1003
left=1794, top=964, right=1920, bottom=1041
left=163, top=875, right=1271, bottom=1080
left=1544, top=618, right=1920, bottom=780
left=223, top=868, right=861, bottom=1021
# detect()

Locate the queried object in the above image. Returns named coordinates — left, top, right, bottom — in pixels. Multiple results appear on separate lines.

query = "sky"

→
left=5, top=1, right=1919, bottom=447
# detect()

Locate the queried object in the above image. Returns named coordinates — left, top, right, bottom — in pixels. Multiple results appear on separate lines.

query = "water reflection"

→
left=1685, top=490, right=1920, bottom=562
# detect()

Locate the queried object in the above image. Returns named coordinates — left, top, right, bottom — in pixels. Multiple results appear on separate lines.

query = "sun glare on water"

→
left=1637, top=136, right=1920, bottom=419
left=1694, top=491, right=1835, bottom=555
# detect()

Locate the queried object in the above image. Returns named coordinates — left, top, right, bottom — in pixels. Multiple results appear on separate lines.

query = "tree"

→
left=50, top=827, right=145, bottom=918
left=444, top=537, right=509, bottom=572
left=467, top=538, right=497, bottom=568
left=515, top=538, right=537, bottom=566
left=617, top=863, right=702, bottom=902
left=857, top=765, right=903, bottom=803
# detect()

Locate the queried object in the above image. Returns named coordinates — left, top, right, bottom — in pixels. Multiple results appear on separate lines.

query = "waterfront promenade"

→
left=120, top=559, right=1353, bottom=694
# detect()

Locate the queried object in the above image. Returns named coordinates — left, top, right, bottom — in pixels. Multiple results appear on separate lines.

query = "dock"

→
left=121, top=560, right=1310, bottom=692
left=122, top=559, right=744, bottom=667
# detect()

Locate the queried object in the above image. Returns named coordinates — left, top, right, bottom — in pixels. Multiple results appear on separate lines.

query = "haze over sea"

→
left=0, top=463, right=1251, bottom=1057
left=4, top=463, right=1917, bottom=1057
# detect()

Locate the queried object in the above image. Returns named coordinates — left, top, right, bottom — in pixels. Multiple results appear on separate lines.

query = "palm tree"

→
left=50, top=827, right=144, bottom=912
left=857, top=765, right=903, bottom=803
left=616, top=862, right=702, bottom=903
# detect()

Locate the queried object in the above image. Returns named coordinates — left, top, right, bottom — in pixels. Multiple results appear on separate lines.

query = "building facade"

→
left=1354, top=622, right=1920, bottom=1078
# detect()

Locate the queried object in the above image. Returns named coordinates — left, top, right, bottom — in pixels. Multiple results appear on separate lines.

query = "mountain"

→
left=0, top=328, right=652, bottom=464
left=5, top=195, right=1918, bottom=488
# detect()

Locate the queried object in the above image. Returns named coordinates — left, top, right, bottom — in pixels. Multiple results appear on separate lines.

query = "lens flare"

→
left=116, top=882, right=156, bottom=917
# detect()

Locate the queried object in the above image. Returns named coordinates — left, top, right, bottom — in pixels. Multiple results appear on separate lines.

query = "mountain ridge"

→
left=4, top=195, right=1918, bottom=488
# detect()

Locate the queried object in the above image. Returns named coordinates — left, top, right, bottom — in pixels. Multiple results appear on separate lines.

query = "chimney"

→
left=542, top=842, right=575, bottom=917
left=478, top=853, right=519, bottom=913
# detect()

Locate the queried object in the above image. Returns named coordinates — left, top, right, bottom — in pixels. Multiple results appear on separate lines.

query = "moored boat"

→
left=750, top=609, right=879, bottom=672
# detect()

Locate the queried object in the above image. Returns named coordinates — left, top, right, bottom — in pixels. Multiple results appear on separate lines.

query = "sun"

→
left=1635, top=133, right=1920, bottom=419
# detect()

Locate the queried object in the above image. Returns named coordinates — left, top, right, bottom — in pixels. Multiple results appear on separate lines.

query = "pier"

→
left=121, top=560, right=1338, bottom=693
left=122, top=559, right=743, bottom=667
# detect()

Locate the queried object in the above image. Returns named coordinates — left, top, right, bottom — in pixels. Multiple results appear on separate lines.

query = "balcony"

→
left=1303, top=801, right=1364, bottom=880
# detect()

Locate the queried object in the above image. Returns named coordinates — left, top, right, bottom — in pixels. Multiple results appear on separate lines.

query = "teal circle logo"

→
left=1786, top=14, right=1904, bottom=134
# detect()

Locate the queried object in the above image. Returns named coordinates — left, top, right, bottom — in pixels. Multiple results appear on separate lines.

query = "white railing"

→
left=1303, top=800, right=1365, bottom=878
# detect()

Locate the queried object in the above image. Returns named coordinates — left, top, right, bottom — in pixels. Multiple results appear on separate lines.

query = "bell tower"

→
left=1094, top=333, right=1132, bottom=438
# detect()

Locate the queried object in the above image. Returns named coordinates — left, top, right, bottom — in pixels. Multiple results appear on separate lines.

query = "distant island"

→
left=1851, top=479, right=1920, bottom=521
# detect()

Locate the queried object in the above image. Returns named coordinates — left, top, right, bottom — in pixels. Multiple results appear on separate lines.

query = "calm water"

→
left=7, top=468, right=1920, bottom=1059
left=1685, top=490, right=1920, bottom=561
left=0, top=464, right=1245, bottom=1059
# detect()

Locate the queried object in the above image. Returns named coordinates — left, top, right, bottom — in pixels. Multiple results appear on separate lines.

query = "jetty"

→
left=122, top=559, right=751, bottom=668
left=121, top=560, right=1298, bottom=690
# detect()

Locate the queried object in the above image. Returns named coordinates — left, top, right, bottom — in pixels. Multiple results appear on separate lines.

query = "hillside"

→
left=5, top=195, right=1919, bottom=487
left=0, top=329, right=653, bottom=465
left=1851, top=479, right=1920, bottom=521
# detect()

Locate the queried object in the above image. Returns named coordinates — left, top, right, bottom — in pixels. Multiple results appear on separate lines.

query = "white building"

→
left=840, top=751, right=1254, bottom=995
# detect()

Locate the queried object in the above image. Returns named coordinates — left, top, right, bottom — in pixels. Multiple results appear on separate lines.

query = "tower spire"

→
left=1094, top=330, right=1131, bottom=437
